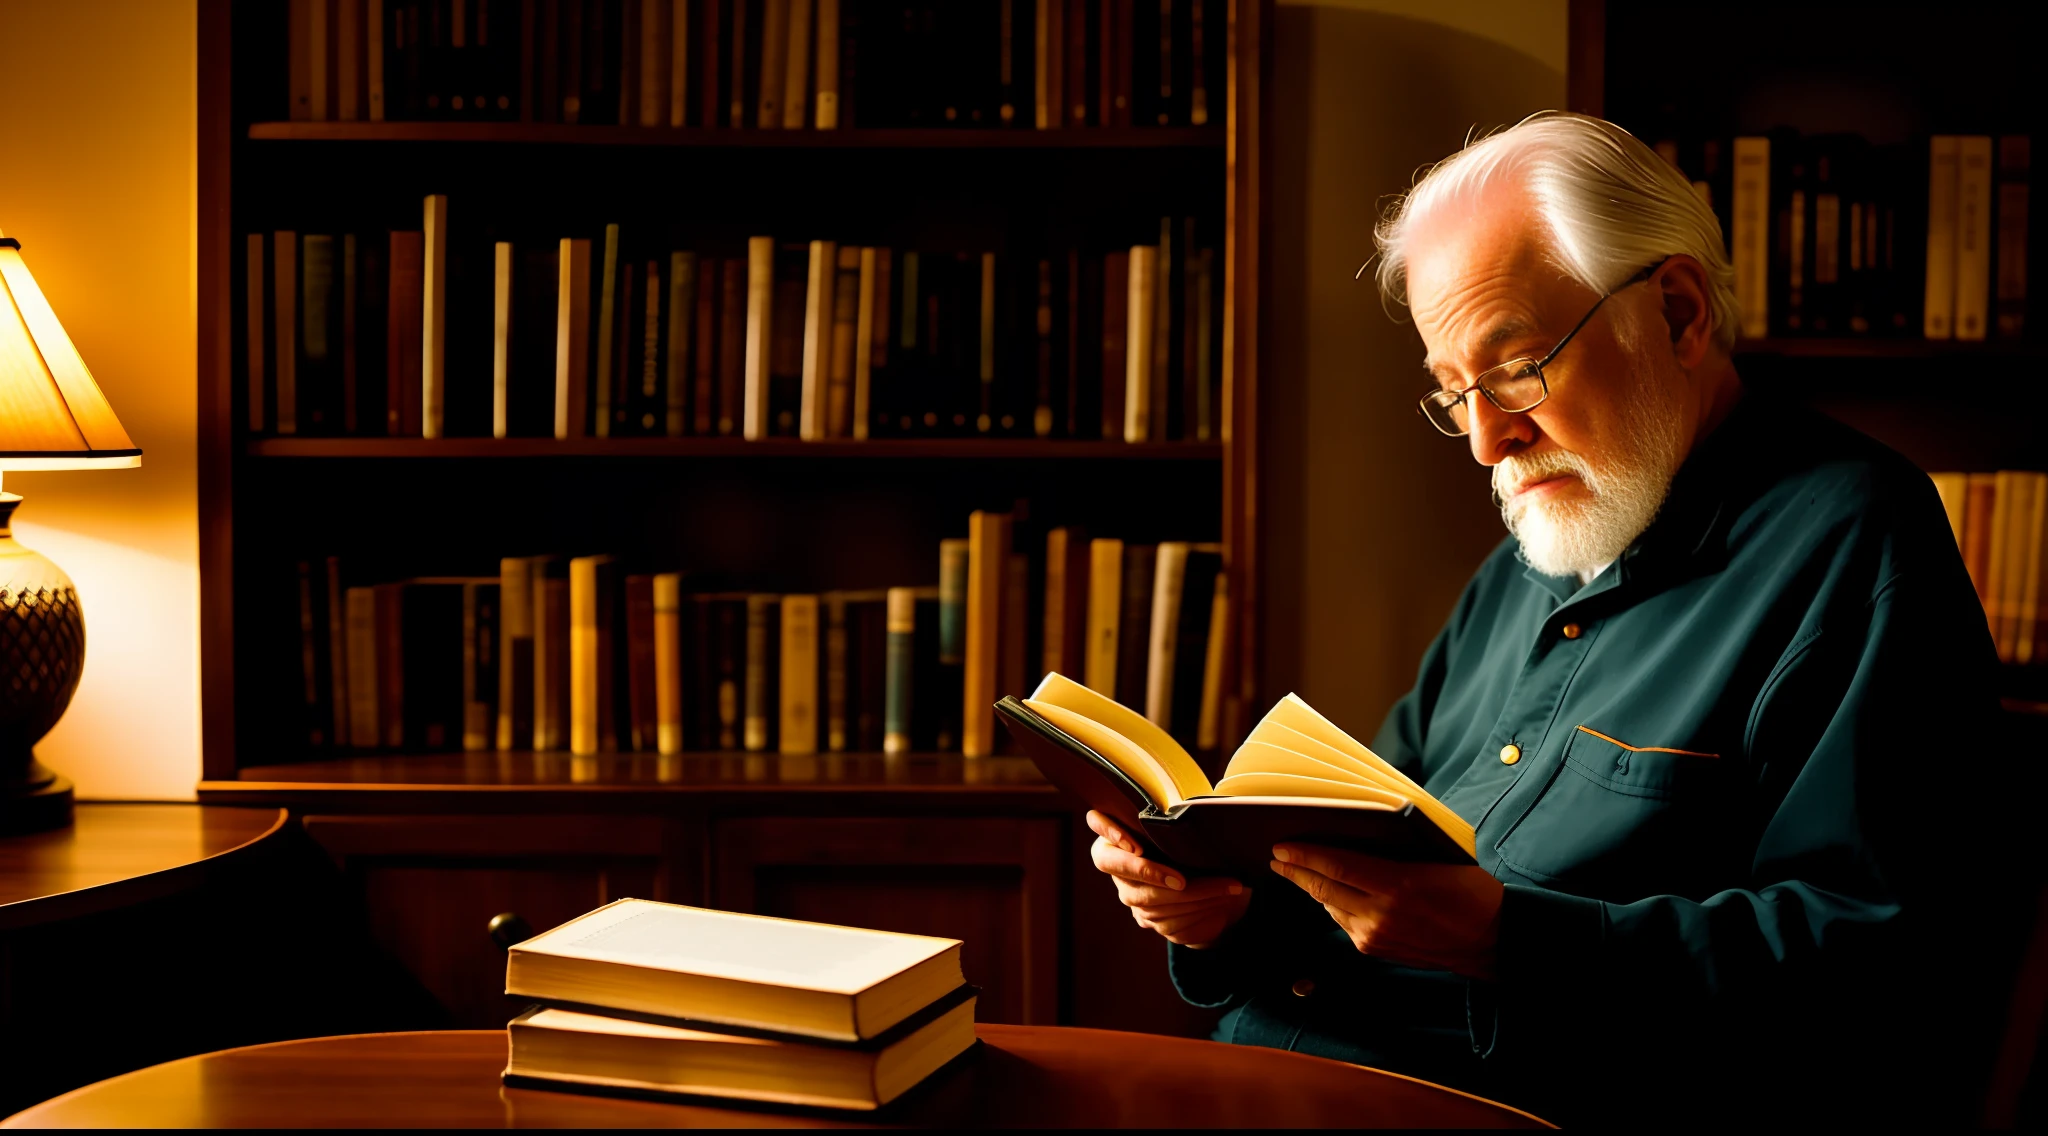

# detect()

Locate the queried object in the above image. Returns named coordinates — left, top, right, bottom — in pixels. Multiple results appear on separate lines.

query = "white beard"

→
left=1493, top=352, right=1687, bottom=581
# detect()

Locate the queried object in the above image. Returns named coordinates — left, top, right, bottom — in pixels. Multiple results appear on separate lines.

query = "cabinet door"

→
left=304, top=815, right=685, bottom=1028
left=711, top=816, right=1062, bottom=1025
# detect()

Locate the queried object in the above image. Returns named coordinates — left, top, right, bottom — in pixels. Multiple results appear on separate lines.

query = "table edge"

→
left=0, top=805, right=290, bottom=932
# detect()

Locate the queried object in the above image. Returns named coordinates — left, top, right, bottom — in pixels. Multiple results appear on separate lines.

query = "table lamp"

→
left=0, top=230, right=143, bottom=834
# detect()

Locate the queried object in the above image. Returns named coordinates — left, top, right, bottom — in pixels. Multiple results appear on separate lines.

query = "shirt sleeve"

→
left=1487, top=562, right=2029, bottom=1125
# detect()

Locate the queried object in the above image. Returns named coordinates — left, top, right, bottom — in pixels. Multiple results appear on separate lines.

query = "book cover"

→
left=1955, top=135, right=1993, bottom=342
left=1085, top=537, right=1123, bottom=697
left=1731, top=137, right=1769, bottom=340
left=556, top=237, right=593, bottom=438
left=1925, top=135, right=1962, bottom=340
left=1997, top=136, right=2030, bottom=339
left=422, top=194, right=450, bottom=437
left=780, top=593, right=820, bottom=755
left=963, top=511, right=1013, bottom=757
left=498, top=556, right=537, bottom=750
left=1124, top=245, right=1156, bottom=441
left=627, top=573, right=660, bottom=751
left=654, top=572, right=684, bottom=754
left=744, top=593, right=782, bottom=752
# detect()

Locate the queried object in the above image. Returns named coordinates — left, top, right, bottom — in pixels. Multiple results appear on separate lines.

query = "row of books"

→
left=246, top=201, right=1221, bottom=442
left=1933, top=470, right=2048, bottom=665
left=506, top=899, right=975, bottom=1110
left=286, top=0, right=1222, bottom=130
left=1663, top=132, right=2029, bottom=341
left=293, top=516, right=1230, bottom=756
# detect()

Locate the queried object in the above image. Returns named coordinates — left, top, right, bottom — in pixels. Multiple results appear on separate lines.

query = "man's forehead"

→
left=1406, top=200, right=1564, bottom=375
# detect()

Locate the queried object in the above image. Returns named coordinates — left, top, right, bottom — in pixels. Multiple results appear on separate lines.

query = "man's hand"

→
left=1269, top=844, right=1504, bottom=980
left=1087, top=810, right=1251, bottom=948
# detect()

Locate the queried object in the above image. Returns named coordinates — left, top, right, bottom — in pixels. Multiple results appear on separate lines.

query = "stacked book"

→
left=502, top=899, right=978, bottom=1109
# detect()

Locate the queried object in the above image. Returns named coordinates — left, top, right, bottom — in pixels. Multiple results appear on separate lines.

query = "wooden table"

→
left=0, top=804, right=286, bottom=930
left=2, top=1025, right=1552, bottom=1128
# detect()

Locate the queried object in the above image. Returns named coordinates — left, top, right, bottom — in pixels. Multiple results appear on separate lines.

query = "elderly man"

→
left=1086, top=112, right=2023, bottom=1124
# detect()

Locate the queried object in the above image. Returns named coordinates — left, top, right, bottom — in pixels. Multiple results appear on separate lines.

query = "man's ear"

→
left=1654, top=256, right=1716, bottom=368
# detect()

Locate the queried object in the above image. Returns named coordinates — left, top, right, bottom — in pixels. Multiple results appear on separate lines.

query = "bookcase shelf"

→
left=246, top=121, right=1228, bottom=150
left=243, top=437, right=1224, bottom=461
left=1735, top=337, right=2048, bottom=361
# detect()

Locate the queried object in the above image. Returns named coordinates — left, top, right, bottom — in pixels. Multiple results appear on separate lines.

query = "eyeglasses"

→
left=1418, top=261, right=1663, bottom=438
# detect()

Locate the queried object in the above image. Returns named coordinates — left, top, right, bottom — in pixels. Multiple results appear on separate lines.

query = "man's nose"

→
left=1466, top=393, right=1536, bottom=466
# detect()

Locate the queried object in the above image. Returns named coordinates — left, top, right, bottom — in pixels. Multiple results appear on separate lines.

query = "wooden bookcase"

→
left=194, top=0, right=1271, bottom=1037
left=1570, top=0, right=2048, bottom=711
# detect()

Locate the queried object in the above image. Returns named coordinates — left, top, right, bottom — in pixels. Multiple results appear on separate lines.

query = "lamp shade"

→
left=0, top=230, right=141, bottom=471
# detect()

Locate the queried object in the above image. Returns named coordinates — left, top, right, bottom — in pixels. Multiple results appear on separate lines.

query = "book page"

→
left=1254, top=694, right=1476, bottom=856
left=1244, top=721, right=1410, bottom=790
left=1212, top=770, right=1410, bottom=807
left=1025, top=699, right=1184, bottom=809
left=1223, top=740, right=1383, bottom=789
left=1030, top=672, right=1213, bottom=801
left=519, top=900, right=957, bottom=995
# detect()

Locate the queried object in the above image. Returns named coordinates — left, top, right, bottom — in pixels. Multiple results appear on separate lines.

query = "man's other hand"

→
left=1270, top=844, right=1504, bottom=980
left=1086, top=810, right=1251, bottom=948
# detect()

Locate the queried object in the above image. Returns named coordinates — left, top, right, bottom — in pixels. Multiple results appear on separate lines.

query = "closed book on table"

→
left=1001, top=674, right=1475, bottom=882
left=504, top=899, right=966, bottom=1042
left=570, top=555, right=625, bottom=755
left=504, top=986, right=977, bottom=1111
left=744, top=593, right=782, bottom=752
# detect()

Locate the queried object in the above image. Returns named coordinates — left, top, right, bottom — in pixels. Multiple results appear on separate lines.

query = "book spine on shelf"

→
left=869, top=248, right=892, bottom=431
left=884, top=586, right=916, bottom=754
left=781, top=593, right=820, bottom=754
left=1990, top=470, right=2017, bottom=654
left=346, top=585, right=379, bottom=747
left=1925, top=135, right=1961, bottom=340
left=1998, top=136, right=2030, bottom=339
left=1155, top=0, right=1172, bottom=125
left=619, top=0, right=643, bottom=126
left=462, top=580, right=500, bottom=750
left=1085, top=537, right=1123, bottom=696
left=342, top=234, right=359, bottom=433
left=702, top=0, right=723, bottom=127
left=337, top=0, right=362, bottom=119
left=627, top=573, right=659, bottom=750
left=815, top=0, right=840, bottom=128
left=1123, top=245, right=1155, bottom=441
left=311, top=0, right=333, bottom=119
left=978, top=252, right=998, bottom=433
left=1034, top=0, right=1052, bottom=129
left=1151, top=218, right=1172, bottom=437
left=654, top=572, right=684, bottom=754
left=421, top=194, right=449, bottom=436
left=670, top=0, right=689, bottom=125
left=1115, top=542, right=1156, bottom=712
left=326, top=555, right=349, bottom=745
left=1034, top=258, right=1054, bottom=436
left=853, top=247, right=877, bottom=439
left=533, top=556, right=570, bottom=750
left=823, top=593, right=848, bottom=750
left=1041, top=526, right=1087, bottom=679
left=1731, top=137, right=1768, bottom=339
left=727, top=0, right=748, bottom=127
left=1145, top=540, right=1188, bottom=727
left=744, top=593, right=781, bottom=751
left=771, top=244, right=808, bottom=434
left=667, top=251, right=696, bottom=435
left=387, top=230, right=425, bottom=436
left=247, top=233, right=267, bottom=434
left=1194, top=247, right=1214, bottom=439
left=555, top=237, right=592, bottom=438
left=595, top=223, right=620, bottom=436
left=497, top=556, right=536, bottom=749
left=2018, top=475, right=2048, bottom=666
left=275, top=231, right=299, bottom=435
left=783, top=0, right=812, bottom=127
left=694, top=255, right=719, bottom=434
left=963, top=511, right=1013, bottom=757
left=801, top=239, right=836, bottom=439
left=1102, top=250, right=1128, bottom=439
left=1196, top=573, right=1228, bottom=750
left=744, top=236, right=774, bottom=439
left=303, top=234, right=336, bottom=433
left=494, top=241, right=513, bottom=438
left=1955, top=135, right=1993, bottom=342
left=1000, top=552, right=1029, bottom=716
left=291, top=0, right=314, bottom=120
left=828, top=245, right=861, bottom=437
left=758, top=0, right=789, bottom=128
left=1169, top=545, right=1221, bottom=741
left=376, top=582, right=405, bottom=748
left=368, top=0, right=385, bottom=120
left=639, top=258, right=662, bottom=432
left=1964, top=473, right=1997, bottom=613
left=640, top=0, right=669, bottom=125
left=719, top=256, right=746, bottom=434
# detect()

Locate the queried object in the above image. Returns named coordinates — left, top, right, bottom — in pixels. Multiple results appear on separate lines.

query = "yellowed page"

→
left=1254, top=694, right=1476, bottom=857
left=1030, top=672, right=1213, bottom=801
left=1224, top=740, right=1379, bottom=788
left=1239, top=722, right=1394, bottom=786
left=1210, top=771, right=1409, bottom=807
left=1024, top=699, right=1184, bottom=809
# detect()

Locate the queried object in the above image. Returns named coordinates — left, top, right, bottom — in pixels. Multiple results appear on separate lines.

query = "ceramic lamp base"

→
left=0, top=759, right=73, bottom=835
left=1, top=490, right=86, bottom=835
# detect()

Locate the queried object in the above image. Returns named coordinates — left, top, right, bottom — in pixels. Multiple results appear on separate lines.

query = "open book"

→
left=997, top=673, right=1476, bottom=879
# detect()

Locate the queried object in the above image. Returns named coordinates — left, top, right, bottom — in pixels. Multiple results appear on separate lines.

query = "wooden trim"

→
left=197, top=0, right=236, bottom=781
left=245, top=122, right=1226, bottom=149
left=1566, top=0, right=1605, bottom=118
left=1221, top=0, right=1272, bottom=755
left=243, top=437, right=1222, bottom=461
left=0, top=807, right=286, bottom=933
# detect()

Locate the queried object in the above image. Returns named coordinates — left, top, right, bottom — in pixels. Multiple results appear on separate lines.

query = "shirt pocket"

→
left=1492, top=724, right=1733, bottom=901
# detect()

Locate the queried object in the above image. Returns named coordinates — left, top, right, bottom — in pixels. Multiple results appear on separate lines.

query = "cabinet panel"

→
left=713, top=817, right=1062, bottom=1025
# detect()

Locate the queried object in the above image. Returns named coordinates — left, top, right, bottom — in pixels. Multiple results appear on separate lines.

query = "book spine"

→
left=463, top=581, right=499, bottom=750
left=624, top=574, right=658, bottom=749
left=1990, top=471, right=2017, bottom=650
left=744, top=593, right=780, bottom=751
left=1965, top=472, right=1998, bottom=612
left=939, top=537, right=970, bottom=667
left=821, top=594, right=848, bottom=750
left=1998, top=136, right=2031, bottom=339
left=291, top=0, right=314, bottom=120
left=815, top=0, right=840, bottom=129
left=800, top=239, right=836, bottom=439
left=744, top=236, right=775, bottom=439
left=2019, top=474, right=2048, bottom=666
left=325, top=555, right=349, bottom=745
left=386, top=230, right=425, bottom=436
left=367, top=0, right=385, bottom=120
left=247, top=233, right=267, bottom=434
left=303, top=234, right=335, bottom=433
left=376, top=583, right=404, bottom=748
left=853, top=247, right=877, bottom=440
left=1145, top=541, right=1188, bottom=726
left=718, top=256, right=745, bottom=433
left=727, top=0, right=747, bottom=126
left=828, top=245, right=861, bottom=436
left=1034, top=0, right=1052, bottom=129
left=1196, top=573, right=1228, bottom=750
left=569, top=555, right=600, bottom=754
left=999, top=552, right=1029, bottom=713
left=1155, top=0, right=1171, bottom=125
left=778, top=594, right=820, bottom=755
left=693, top=256, right=718, bottom=433
left=702, top=0, right=722, bottom=126
left=1168, top=548, right=1220, bottom=740
left=1042, top=526, right=1071, bottom=676
left=783, top=0, right=812, bottom=128
left=639, top=0, right=667, bottom=125
left=641, top=259, right=662, bottom=426
left=884, top=586, right=916, bottom=755
left=346, top=585, right=379, bottom=746
left=670, top=0, right=689, bottom=126
left=1188, top=0, right=1206, bottom=125
left=978, top=252, right=998, bottom=433
left=1034, top=258, right=1054, bottom=436
left=535, top=560, right=570, bottom=750
left=1102, top=250, right=1128, bottom=439
left=337, top=0, right=362, bottom=119
left=555, top=237, right=592, bottom=438
left=963, top=511, right=1012, bottom=757
left=275, top=232, right=299, bottom=435
left=758, top=0, right=789, bottom=128
left=654, top=572, right=684, bottom=754
left=1085, top=537, right=1123, bottom=695
left=1151, top=218, right=1172, bottom=437
left=1732, top=137, right=1769, bottom=340
left=342, top=234, right=359, bottom=433
left=1956, top=135, right=1994, bottom=342
left=310, top=0, right=331, bottom=119
left=1114, top=543, right=1155, bottom=712
left=595, top=223, right=620, bottom=436
left=1925, top=135, right=1961, bottom=340
left=1124, top=245, right=1155, bottom=441
left=421, top=194, right=449, bottom=436
left=494, top=241, right=513, bottom=438
left=667, top=251, right=696, bottom=435
left=497, top=556, right=535, bottom=749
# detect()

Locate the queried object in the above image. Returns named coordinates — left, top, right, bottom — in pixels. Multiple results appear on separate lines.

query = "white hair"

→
left=1374, top=111, right=1740, bottom=350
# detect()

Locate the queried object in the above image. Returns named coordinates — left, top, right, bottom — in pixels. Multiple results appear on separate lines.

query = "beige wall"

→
left=0, top=0, right=199, bottom=800
left=1262, top=2, right=1565, bottom=741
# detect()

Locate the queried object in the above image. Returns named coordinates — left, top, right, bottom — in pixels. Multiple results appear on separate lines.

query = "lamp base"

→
left=0, top=758, right=74, bottom=835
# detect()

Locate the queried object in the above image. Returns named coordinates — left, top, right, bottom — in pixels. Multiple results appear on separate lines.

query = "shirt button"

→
left=1291, top=978, right=1316, bottom=997
left=1500, top=744, right=1522, bottom=765
left=1561, top=622, right=1582, bottom=639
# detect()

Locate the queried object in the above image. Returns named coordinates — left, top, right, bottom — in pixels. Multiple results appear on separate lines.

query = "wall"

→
left=1262, top=1, right=1566, bottom=741
left=0, top=0, right=199, bottom=800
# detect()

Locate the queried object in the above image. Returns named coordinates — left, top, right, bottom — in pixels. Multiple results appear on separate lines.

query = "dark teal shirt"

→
left=1168, top=398, right=2027, bottom=1124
